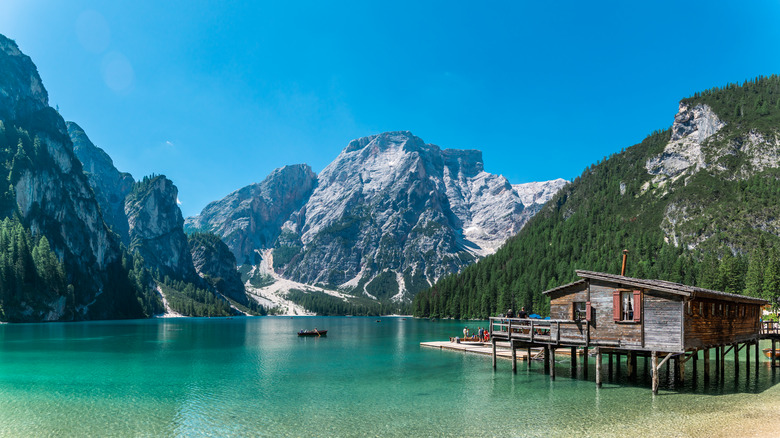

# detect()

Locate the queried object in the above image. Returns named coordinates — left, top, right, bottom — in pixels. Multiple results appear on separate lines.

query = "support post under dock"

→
left=704, top=348, right=710, bottom=381
left=491, top=338, right=496, bottom=369
left=550, top=347, right=556, bottom=380
left=651, top=351, right=658, bottom=394
left=595, top=348, right=602, bottom=387
left=511, top=342, right=517, bottom=373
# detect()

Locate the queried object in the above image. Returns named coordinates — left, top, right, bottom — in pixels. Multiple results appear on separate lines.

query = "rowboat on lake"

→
left=298, top=329, right=327, bottom=337
left=763, top=348, right=780, bottom=359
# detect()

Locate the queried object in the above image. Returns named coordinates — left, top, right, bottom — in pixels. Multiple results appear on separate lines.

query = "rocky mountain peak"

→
left=0, top=35, right=48, bottom=121
left=645, top=102, right=726, bottom=187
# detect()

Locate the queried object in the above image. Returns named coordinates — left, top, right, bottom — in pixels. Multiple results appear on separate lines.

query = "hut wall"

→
left=643, top=291, right=684, bottom=352
left=589, top=280, right=642, bottom=348
left=549, top=286, right=588, bottom=341
left=684, top=300, right=762, bottom=348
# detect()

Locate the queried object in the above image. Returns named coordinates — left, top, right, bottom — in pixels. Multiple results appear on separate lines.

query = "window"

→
left=697, top=301, right=704, bottom=317
left=574, top=302, right=587, bottom=320
left=621, top=292, right=634, bottom=320
left=613, top=290, right=641, bottom=322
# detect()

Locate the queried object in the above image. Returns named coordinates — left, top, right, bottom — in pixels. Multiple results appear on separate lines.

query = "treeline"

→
left=159, top=277, right=234, bottom=317
left=0, top=217, right=68, bottom=320
left=413, top=77, right=780, bottom=319
left=286, top=289, right=411, bottom=316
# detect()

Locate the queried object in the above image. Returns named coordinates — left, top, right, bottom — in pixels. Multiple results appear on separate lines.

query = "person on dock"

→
left=506, top=309, right=514, bottom=318
left=463, top=327, right=468, bottom=338
left=518, top=307, right=528, bottom=319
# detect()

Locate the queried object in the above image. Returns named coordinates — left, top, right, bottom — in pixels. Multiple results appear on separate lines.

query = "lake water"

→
left=1, top=317, right=778, bottom=437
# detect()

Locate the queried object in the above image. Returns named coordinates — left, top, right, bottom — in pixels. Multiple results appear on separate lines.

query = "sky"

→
left=2, top=1, right=780, bottom=217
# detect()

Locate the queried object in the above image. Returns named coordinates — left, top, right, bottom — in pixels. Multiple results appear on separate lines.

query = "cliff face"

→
left=188, top=233, right=247, bottom=304
left=184, top=164, right=317, bottom=264
left=126, top=175, right=196, bottom=281
left=0, top=34, right=144, bottom=321
left=187, top=131, right=566, bottom=300
left=67, top=122, right=134, bottom=244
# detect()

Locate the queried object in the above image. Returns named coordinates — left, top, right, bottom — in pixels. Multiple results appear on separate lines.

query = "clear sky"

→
left=2, top=1, right=780, bottom=217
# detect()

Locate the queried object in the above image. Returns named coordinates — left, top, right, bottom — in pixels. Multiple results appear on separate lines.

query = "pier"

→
left=487, top=267, right=771, bottom=394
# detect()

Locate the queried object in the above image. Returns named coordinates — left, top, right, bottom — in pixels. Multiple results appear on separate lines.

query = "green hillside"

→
left=413, top=75, right=780, bottom=319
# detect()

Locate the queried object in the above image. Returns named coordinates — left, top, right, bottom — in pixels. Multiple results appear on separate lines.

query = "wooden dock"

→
left=420, top=340, right=578, bottom=362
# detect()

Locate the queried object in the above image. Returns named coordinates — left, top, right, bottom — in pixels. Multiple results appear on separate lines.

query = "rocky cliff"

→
left=184, top=164, right=317, bottom=264
left=125, top=175, right=196, bottom=281
left=0, top=34, right=145, bottom=321
left=67, top=121, right=134, bottom=244
left=188, top=233, right=247, bottom=305
left=187, top=131, right=566, bottom=300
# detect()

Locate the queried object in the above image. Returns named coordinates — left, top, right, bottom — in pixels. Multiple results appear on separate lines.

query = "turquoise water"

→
left=1, top=317, right=779, bottom=437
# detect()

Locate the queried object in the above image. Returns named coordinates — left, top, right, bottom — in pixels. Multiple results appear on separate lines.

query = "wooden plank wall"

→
left=643, top=291, right=683, bottom=351
left=549, top=286, right=588, bottom=341
left=589, top=280, right=641, bottom=348
left=684, top=300, right=761, bottom=348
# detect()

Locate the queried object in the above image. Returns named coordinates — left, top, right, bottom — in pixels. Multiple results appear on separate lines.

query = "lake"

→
left=0, top=317, right=778, bottom=437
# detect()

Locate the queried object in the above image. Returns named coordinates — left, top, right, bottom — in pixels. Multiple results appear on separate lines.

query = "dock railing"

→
left=489, top=317, right=586, bottom=345
left=760, top=320, right=780, bottom=336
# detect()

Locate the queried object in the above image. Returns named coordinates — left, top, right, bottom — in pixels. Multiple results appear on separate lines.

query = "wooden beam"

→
left=492, top=338, right=497, bottom=369
left=657, top=352, right=674, bottom=370
left=651, top=351, right=659, bottom=394
left=595, top=347, right=602, bottom=387
left=582, top=347, right=588, bottom=378
left=544, top=345, right=550, bottom=374
left=704, top=348, right=710, bottom=381
left=511, top=342, right=517, bottom=373
left=734, top=342, right=739, bottom=378
left=550, top=347, right=556, bottom=380
left=570, top=346, right=577, bottom=374
left=527, top=347, right=532, bottom=370
left=627, top=352, right=634, bottom=379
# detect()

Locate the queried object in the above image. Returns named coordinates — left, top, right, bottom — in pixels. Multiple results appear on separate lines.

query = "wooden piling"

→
left=570, top=347, right=577, bottom=374
left=651, top=351, right=659, bottom=394
left=608, top=352, right=613, bottom=377
left=491, top=338, right=496, bottom=369
left=755, top=339, right=759, bottom=371
left=734, top=343, right=739, bottom=378
left=678, top=356, right=685, bottom=384
left=544, top=345, right=550, bottom=374
left=527, top=347, right=532, bottom=370
left=720, top=346, right=726, bottom=379
left=704, top=348, right=710, bottom=381
left=627, top=352, right=634, bottom=378
left=582, top=347, right=588, bottom=378
left=511, top=342, right=517, bottom=373
left=745, top=341, right=750, bottom=368
left=550, top=347, right=556, bottom=380
left=595, top=347, right=602, bottom=387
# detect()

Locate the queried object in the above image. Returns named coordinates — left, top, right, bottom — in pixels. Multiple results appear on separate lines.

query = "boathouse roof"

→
left=542, top=270, right=768, bottom=305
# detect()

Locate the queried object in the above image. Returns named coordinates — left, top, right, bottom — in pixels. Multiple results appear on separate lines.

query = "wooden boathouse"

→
left=490, top=265, right=771, bottom=393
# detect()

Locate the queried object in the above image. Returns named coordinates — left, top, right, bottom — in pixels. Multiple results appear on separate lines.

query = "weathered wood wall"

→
left=643, top=291, right=683, bottom=351
left=684, top=300, right=761, bottom=348
left=549, top=284, right=588, bottom=341
left=589, top=280, right=642, bottom=348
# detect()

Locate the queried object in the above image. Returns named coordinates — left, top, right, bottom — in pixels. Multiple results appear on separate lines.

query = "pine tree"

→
left=744, top=248, right=765, bottom=298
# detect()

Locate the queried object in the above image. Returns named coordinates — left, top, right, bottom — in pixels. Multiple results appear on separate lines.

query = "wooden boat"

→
left=298, top=329, right=327, bottom=337
left=763, top=348, right=780, bottom=359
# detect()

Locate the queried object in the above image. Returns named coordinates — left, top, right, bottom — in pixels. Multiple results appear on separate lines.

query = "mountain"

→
left=125, top=175, right=197, bottom=282
left=186, top=131, right=566, bottom=303
left=413, top=76, right=780, bottom=319
left=0, top=34, right=149, bottom=321
left=184, top=164, right=317, bottom=265
left=67, top=121, right=134, bottom=244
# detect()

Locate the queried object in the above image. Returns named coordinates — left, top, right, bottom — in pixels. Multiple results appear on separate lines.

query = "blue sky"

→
left=2, top=1, right=780, bottom=217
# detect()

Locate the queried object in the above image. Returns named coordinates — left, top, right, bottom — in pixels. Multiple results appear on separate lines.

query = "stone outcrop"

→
left=126, top=175, right=196, bottom=281
left=189, top=233, right=248, bottom=304
left=184, top=164, right=316, bottom=264
left=67, top=122, right=134, bottom=244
